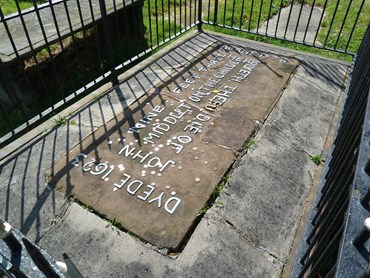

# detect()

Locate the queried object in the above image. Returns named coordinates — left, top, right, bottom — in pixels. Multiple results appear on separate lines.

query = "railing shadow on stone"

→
left=1, top=0, right=368, bottom=149
left=0, top=31, right=213, bottom=247
left=0, top=0, right=195, bottom=147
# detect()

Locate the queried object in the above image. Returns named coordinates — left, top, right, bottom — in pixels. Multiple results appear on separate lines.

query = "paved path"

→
left=256, top=4, right=323, bottom=45
left=0, top=31, right=348, bottom=277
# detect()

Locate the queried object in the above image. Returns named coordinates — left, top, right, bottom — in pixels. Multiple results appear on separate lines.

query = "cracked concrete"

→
left=0, top=31, right=349, bottom=277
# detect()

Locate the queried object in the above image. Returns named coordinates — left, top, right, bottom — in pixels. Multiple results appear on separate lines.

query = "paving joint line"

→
left=37, top=197, right=72, bottom=244
left=211, top=208, right=285, bottom=264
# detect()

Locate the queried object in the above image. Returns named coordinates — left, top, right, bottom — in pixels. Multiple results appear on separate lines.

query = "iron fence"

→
left=291, top=23, right=370, bottom=277
left=0, top=0, right=198, bottom=147
left=0, top=0, right=370, bottom=276
left=0, top=0, right=368, bottom=147
left=202, top=0, right=368, bottom=55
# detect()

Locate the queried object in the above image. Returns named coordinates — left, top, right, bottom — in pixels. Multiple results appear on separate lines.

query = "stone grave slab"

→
left=49, top=44, right=299, bottom=250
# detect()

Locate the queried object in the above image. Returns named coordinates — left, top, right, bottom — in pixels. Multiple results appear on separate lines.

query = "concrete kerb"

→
left=0, top=30, right=349, bottom=277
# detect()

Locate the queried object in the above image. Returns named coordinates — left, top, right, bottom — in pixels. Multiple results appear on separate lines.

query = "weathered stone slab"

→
left=49, top=44, right=298, bottom=249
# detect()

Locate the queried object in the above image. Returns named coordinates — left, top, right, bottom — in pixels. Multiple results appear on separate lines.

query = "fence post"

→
left=197, top=0, right=203, bottom=31
left=213, top=0, right=218, bottom=25
left=98, top=0, right=118, bottom=85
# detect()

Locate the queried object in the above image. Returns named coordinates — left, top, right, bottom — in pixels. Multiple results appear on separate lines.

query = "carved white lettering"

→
left=148, top=192, right=164, bottom=208
left=137, top=185, right=155, bottom=201
left=127, top=180, right=143, bottom=195
left=164, top=197, right=182, bottom=214
left=114, top=173, right=131, bottom=189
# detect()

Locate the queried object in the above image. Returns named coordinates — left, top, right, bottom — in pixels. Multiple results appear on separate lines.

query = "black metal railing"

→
left=202, top=0, right=368, bottom=55
left=0, top=0, right=198, bottom=147
left=291, top=23, right=370, bottom=277
left=0, top=0, right=370, bottom=276
left=0, top=0, right=368, bottom=148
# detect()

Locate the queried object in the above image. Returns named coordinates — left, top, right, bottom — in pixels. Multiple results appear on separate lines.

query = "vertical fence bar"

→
left=344, top=0, right=366, bottom=53
left=231, top=0, right=236, bottom=28
left=333, top=0, right=353, bottom=50
left=266, top=0, right=274, bottom=35
left=322, top=0, right=341, bottom=47
left=274, top=0, right=284, bottom=37
left=293, top=0, right=305, bottom=41
left=47, top=0, right=64, bottom=50
left=248, top=0, right=255, bottom=31
left=303, top=0, right=317, bottom=43
left=283, top=0, right=295, bottom=39
left=222, top=0, right=227, bottom=27
left=213, top=0, right=218, bottom=25
left=167, top=0, right=171, bottom=37
left=206, top=0, right=211, bottom=23
left=239, top=0, right=246, bottom=30
left=88, top=0, right=105, bottom=76
left=155, top=0, right=159, bottom=45
left=256, top=0, right=264, bottom=34
left=62, top=0, right=77, bottom=44
left=161, top=0, right=165, bottom=37
left=98, top=0, right=118, bottom=85
left=197, top=0, right=202, bottom=31
left=184, top=0, right=187, bottom=29
left=179, top=0, right=182, bottom=32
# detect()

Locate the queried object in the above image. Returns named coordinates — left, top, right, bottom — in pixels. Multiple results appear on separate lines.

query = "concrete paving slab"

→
left=215, top=124, right=316, bottom=261
left=265, top=61, right=346, bottom=156
left=167, top=209, right=283, bottom=277
left=0, top=31, right=349, bottom=277
left=214, top=56, right=344, bottom=262
left=39, top=202, right=283, bottom=277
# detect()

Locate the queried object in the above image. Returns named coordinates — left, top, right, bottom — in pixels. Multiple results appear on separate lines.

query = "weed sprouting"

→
left=310, top=154, right=325, bottom=166
left=244, top=138, right=256, bottom=149
left=106, top=217, right=121, bottom=229
left=52, top=115, right=68, bottom=126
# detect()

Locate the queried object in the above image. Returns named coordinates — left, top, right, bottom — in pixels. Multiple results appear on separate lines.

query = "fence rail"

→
left=202, top=0, right=368, bottom=55
left=0, top=0, right=368, bottom=147
left=0, top=0, right=197, bottom=147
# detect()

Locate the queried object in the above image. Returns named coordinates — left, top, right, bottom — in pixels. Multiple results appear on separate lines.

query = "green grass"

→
left=205, top=25, right=352, bottom=61
left=198, top=174, right=230, bottom=217
left=244, top=138, right=256, bottom=149
left=318, top=0, right=370, bottom=53
left=206, top=0, right=289, bottom=29
left=146, top=0, right=182, bottom=16
left=0, top=0, right=43, bottom=16
left=1, top=0, right=369, bottom=139
left=203, top=0, right=370, bottom=60
left=310, top=154, right=325, bottom=166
